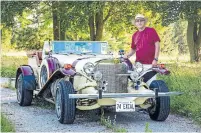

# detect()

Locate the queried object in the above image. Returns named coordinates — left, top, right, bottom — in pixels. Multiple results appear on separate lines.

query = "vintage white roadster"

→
left=15, top=41, right=182, bottom=124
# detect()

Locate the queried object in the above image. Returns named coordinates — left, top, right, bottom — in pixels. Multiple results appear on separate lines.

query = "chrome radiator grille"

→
left=94, top=63, right=128, bottom=93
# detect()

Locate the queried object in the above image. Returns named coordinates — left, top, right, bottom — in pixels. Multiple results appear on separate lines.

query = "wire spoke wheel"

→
left=55, top=79, right=75, bottom=124
left=148, top=98, right=157, bottom=115
left=148, top=80, right=170, bottom=121
left=56, top=86, right=62, bottom=119
left=40, top=65, right=48, bottom=87
left=17, top=75, right=22, bottom=103
left=16, top=73, right=33, bottom=106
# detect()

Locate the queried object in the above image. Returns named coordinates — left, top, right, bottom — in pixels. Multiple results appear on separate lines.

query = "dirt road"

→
left=1, top=87, right=201, bottom=132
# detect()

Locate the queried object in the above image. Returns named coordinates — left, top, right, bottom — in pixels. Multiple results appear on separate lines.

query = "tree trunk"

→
left=187, top=20, right=196, bottom=62
left=195, top=23, right=201, bottom=61
left=187, top=20, right=201, bottom=62
left=89, top=14, right=95, bottom=41
left=95, top=9, right=104, bottom=41
left=52, top=1, right=60, bottom=40
left=60, top=20, right=66, bottom=40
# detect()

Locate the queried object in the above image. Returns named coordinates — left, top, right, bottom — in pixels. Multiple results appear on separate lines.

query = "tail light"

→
left=158, top=64, right=165, bottom=69
left=64, top=64, right=72, bottom=69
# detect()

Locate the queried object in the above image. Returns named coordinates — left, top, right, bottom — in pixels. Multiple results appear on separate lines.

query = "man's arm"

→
left=125, top=48, right=135, bottom=58
left=155, top=41, right=160, bottom=59
left=152, top=41, right=160, bottom=66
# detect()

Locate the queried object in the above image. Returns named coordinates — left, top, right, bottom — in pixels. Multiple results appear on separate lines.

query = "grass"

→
left=1, top=56, right=28, bottom=78
left=0, top=78, right=15, bottom=90
left=158, top=62, right=201, bottom=124
left=100, top=108, right=127, bottom=132
left=1, top=113, right=15, bottom=132
left=100, top=109, right=152, bottom=132
left=145, top=122, right=152, bottom=132
left=32, top=98, right=55, bottom=110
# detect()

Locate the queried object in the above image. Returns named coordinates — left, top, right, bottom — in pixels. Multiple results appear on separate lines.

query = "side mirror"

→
left=119, top=50, right=125, bottom=55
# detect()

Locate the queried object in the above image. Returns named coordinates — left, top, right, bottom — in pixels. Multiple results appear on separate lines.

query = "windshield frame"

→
left=51, top=41, right=109, bottom=55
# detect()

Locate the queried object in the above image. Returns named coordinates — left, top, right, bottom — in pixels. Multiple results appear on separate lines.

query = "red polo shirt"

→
left=131, top=27, right=160, bottom=64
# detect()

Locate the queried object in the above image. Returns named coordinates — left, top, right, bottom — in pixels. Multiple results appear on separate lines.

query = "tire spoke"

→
left=56, top=86, right=62, bottom=119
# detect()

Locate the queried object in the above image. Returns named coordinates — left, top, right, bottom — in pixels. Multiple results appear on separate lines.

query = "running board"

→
left=69, top=91, right=183, bottom=99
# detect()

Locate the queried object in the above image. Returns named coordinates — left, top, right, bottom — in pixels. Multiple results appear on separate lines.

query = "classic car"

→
left=15, top=41, right=182, bottom=124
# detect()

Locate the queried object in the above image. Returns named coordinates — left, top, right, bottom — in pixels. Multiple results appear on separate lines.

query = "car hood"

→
left=52, top=54, right=113, bottom=68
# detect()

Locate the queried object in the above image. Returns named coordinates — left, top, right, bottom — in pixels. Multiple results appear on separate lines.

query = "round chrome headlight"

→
left=130, top=71, right=139, bottom=82
left=93, top=71, right=102, bottom=81
left=83, top=62, right=94, bottom=74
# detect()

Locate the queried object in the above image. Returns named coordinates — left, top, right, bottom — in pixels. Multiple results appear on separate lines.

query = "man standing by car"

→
left=125, top=14, right=160, bottom=85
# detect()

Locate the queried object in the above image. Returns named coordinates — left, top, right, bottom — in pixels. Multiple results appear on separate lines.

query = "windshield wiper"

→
left=80, top=52, right=96, bottom=56
left=54, top=52, right=82, bottom=56
left=55, top=53, right=69, bottom=55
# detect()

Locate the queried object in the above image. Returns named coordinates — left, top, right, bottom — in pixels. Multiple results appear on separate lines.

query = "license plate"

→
left=116, top=101, right=135, bottom=112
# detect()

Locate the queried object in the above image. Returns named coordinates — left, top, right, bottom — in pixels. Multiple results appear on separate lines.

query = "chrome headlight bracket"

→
left=130, top=70, right=139, bottom=82
left=93, top=71, right=103, bottom=81
left=83, top=62, right=95, bottom=75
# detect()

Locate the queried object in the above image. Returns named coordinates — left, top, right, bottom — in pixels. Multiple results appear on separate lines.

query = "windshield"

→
left=52, top=41, right=108, bottom=55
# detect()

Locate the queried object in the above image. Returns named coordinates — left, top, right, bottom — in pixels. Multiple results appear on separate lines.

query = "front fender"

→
left=15, top=65, right=36, bottom=90
left=123, top=58, right=133, bottom=70
left=37, top=68, right=76, bottom=96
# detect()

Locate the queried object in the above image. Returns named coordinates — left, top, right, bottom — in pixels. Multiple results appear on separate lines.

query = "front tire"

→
left=55, top=78, right=75, bottom=124
left=16, top=73, right=33, bottom=106
left=148, top=80, right=170, bottom=121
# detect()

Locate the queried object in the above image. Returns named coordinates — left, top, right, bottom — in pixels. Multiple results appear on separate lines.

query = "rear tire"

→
left=16, top=73, right=33, bottom=106
left=39, top=65, right=49, bottom=88
left=55, top=78, right=75, bottom=124
left=148, top=80, right=170, bottom=121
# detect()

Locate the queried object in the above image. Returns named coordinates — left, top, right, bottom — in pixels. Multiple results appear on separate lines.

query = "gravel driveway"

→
left=1, top=87, right=201, bottom=132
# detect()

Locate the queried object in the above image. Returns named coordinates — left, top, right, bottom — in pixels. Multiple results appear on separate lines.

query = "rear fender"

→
left=15, top=65, right=36, bottom=90
left=37, top=68, right=76, bottom=96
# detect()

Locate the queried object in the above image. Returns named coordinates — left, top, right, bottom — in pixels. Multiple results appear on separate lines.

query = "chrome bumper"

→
left=69, top=91, right=183, bottom=99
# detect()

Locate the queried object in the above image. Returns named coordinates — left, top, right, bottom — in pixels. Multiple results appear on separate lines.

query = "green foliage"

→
left=2, top=2, right=53, bottom=50
left=158, top=62, right=201, bottom=124
left=145, top=122, right=152, bottom=132
left=146, top=1, right=201, bottom=26
left=100, top=109, right=127, bottom=132
left=1, top=113, right=15, bottom=132
left=1, top=1, right=40, bottom=27
left=32, top=98, right=55, bottom=109
left=1, top=67, right=17, bottom=78
left=172, top=20, right=188, bottom=54
left=1, top=56, right=28, bottom=78
left=1, top=78, right=15, bottom=90
left=145, top=2, right=201, bottom=62
left=1, top=1, right=199, bottom=61
left=1, top=27, right=16, bottom=51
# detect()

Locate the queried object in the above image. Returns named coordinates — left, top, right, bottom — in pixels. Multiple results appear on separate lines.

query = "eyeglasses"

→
left=135, top=19, right=145, bottom=23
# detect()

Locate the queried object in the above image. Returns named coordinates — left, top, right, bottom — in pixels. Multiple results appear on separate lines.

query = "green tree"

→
left=147, top=1, right=201, bottom=62
left=1, top=1, right=39, bottom=27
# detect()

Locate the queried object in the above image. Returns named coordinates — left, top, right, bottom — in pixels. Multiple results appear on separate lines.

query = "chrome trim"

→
left=69, top=92, right=183, bottom=99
